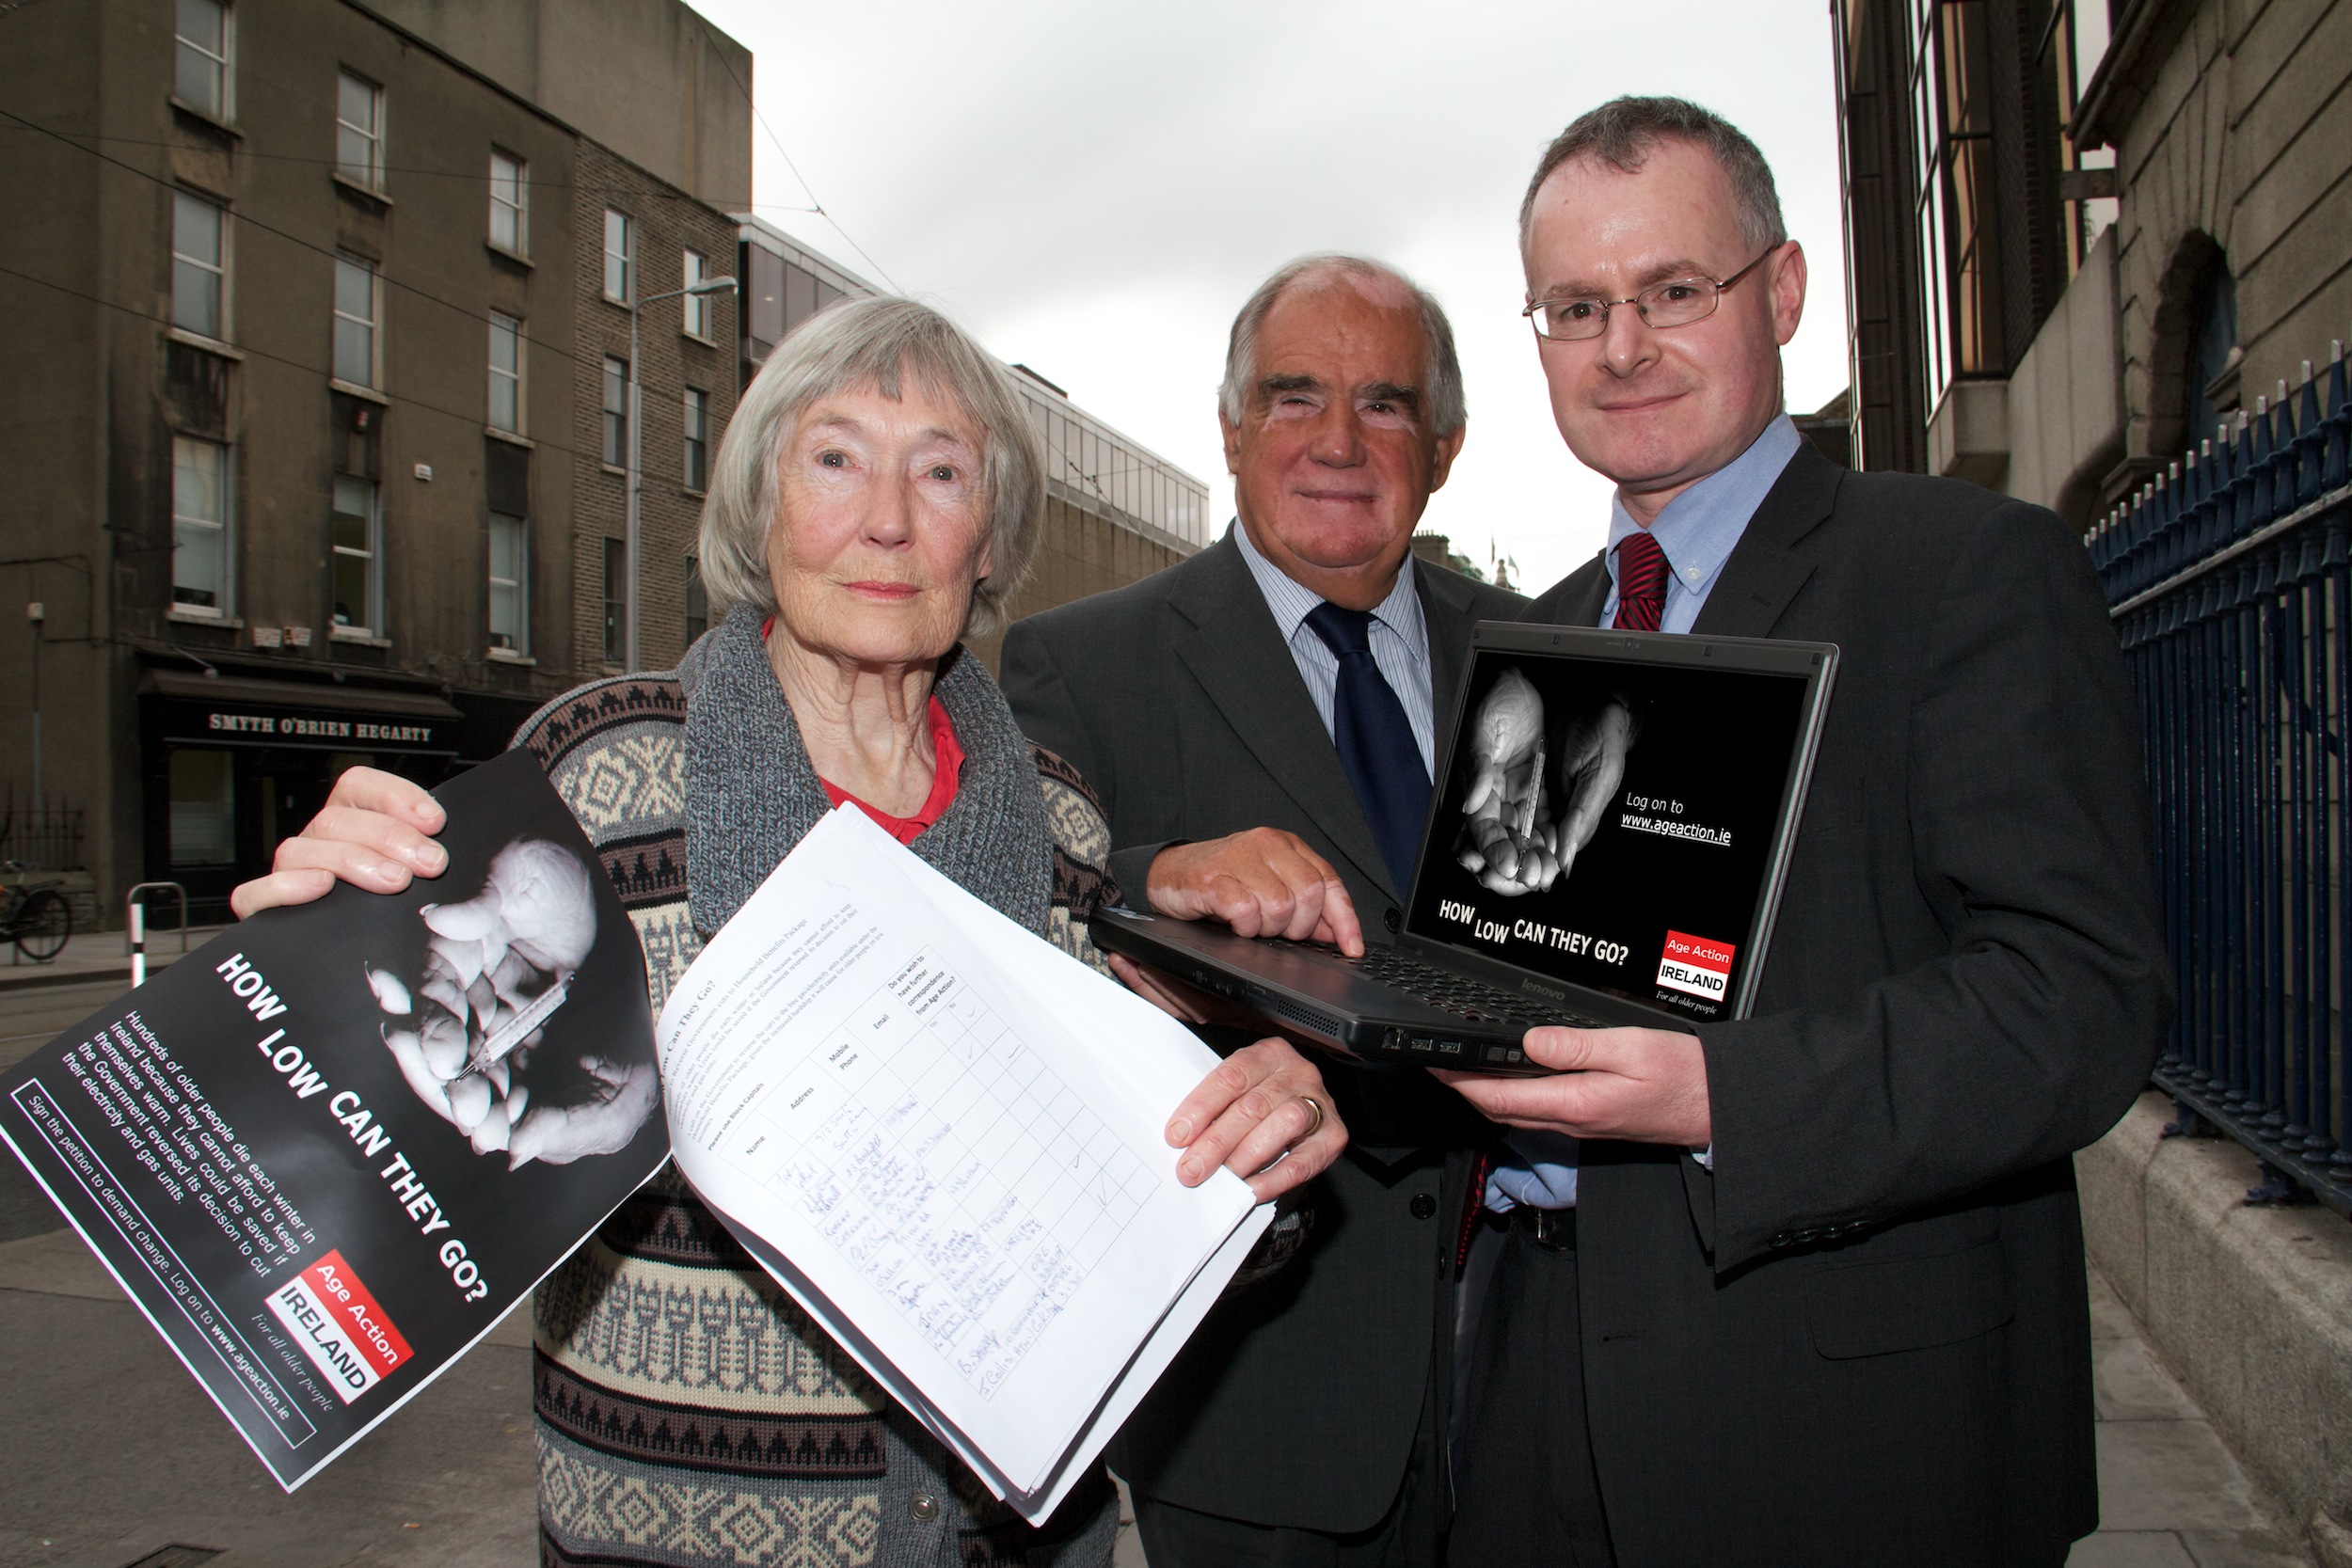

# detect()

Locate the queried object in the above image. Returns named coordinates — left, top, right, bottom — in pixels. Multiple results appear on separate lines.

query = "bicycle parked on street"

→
left=1, top=860, right=72, bottom=962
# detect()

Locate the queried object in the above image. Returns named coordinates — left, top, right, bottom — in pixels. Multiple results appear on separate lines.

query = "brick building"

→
left=0, top=0, right=745, bottom=918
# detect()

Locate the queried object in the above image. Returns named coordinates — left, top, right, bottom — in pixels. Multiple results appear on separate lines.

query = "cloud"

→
left=692, top=0, right=1849, bottom=592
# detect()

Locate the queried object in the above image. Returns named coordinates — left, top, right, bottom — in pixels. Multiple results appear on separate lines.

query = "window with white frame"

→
left=335, top=71, right=384, bottom=190
left=682, top=386, right=709, bottom=491
left=174, top=0, right=232, bottom=119
left=602, top=356, right=628, bottom=467
left=682, top=249, right=711, bottom=339
left=487, top=311, right=522, bottom=433
left=171, top=190, right=226, bottom=339
left=602, top=209, right=633, bottom=304
left=171, top=435, right=231, bottom=613
left=488, top=513, right=528, bottom=653
left=331, top=475, right=380, bottom=632
left=333, top=253, right=376, bottom=386
left=488, top=149, right=527, bottom=255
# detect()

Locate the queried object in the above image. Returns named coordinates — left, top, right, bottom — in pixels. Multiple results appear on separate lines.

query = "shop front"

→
left=139, top=669, right=465, bottom=920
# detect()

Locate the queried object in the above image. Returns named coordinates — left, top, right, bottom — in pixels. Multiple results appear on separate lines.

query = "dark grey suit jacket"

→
left=1001, top=533, right=1527, bottom=1532
left=1532, top=443, right=2169, bottom=1566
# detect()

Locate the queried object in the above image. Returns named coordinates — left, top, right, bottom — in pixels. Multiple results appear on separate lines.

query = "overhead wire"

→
left=685, top=15, right=903, bottom=293
left=0, top=107, right=722, bottom=397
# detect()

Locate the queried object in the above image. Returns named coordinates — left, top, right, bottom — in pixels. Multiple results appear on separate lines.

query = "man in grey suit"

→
left=1002, top=255, right=1526, bottom=1565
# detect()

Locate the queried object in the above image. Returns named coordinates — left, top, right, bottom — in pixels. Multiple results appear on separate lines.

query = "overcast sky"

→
left=686, top=0, right=1851, bottom=595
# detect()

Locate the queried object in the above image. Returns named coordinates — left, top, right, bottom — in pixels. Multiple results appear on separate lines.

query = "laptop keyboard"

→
left=1271, top=942, right=1599, bottom=1029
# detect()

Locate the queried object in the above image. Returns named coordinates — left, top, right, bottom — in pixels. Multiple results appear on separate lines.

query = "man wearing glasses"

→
left=1435, top=98, right=2168, bottom=1566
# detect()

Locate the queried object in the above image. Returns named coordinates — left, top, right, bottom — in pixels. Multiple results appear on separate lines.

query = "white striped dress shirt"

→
left=1230, top=519, right=1437, bottom=778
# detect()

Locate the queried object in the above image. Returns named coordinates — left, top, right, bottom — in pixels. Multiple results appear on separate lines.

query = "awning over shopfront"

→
left=141, top=670, right=465, bottom=756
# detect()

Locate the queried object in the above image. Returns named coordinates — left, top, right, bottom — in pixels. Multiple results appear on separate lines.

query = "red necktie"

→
left=1613, top=529, right=1672, bottom=632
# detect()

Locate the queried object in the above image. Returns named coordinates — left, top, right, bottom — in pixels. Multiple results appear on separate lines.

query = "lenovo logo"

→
left=1520, top=978, right=1565, bottom=1001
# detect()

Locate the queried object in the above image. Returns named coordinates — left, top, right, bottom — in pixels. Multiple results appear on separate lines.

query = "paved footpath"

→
left=0, top=976, right=2299, bottom=1566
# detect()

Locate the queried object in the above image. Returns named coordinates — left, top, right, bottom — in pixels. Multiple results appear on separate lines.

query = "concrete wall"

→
left=2083, top=0, right=2352, bottom=487
left=2079, top=1093, right=2352, bottom=1565
left=961, top=493, right=1191, bottom=674
left=2004, top=227, right=2126, bottom=526
left=360, top=0, right=752, bottom=210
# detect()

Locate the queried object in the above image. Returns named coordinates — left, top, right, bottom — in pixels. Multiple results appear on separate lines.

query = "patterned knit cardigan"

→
left=515, top=672, right=1122, bottom=1568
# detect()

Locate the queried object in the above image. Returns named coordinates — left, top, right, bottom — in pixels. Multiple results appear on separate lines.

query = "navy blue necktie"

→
left=1304, top=602, right=1431, bottom=891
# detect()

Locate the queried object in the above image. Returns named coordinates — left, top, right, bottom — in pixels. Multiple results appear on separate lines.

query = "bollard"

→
left=123, top=882, right=185, bottom=988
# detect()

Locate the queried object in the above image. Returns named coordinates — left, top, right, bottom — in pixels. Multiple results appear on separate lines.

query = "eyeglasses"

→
left=1522, top=245, right=1781, bottom=342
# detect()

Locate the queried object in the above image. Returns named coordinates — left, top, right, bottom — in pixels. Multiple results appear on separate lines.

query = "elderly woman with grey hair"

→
left=231, top=295, right=1346, bottom=1568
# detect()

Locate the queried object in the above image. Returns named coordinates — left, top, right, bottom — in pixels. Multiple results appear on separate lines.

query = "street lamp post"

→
left=626, top=274, right=735, bottom=672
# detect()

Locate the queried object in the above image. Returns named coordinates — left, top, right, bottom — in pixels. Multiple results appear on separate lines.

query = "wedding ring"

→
left=1296, top=1095, right=1326, bottom=1141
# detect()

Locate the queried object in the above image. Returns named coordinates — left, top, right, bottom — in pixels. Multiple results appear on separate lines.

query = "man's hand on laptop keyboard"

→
left=1435, top=1022, right=1710, bottom=1148
left=1146, top=828, right=1366, bottom=956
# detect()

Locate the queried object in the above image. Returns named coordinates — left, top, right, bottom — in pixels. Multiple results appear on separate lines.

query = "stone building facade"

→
left=2074, top=0, right=2352, bottom=504
left=1829, top=0, right=2352, bottom=525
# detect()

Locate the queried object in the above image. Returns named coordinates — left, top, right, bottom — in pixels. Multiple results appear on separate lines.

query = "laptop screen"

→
left=1402, top=640, right=1818, bottom=1023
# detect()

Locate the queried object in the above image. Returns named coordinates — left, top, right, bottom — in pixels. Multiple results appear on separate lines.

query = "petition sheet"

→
left=658, top=806, right=1263, bottom=1499
left=773, top=833, right=1274, bottom=1523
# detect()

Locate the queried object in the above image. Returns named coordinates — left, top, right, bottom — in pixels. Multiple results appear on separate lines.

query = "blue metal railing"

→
left=2090, top=341, right=2352, bottom=1212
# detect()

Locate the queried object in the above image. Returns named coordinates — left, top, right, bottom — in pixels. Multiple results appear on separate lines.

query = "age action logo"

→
left=1657, top=931, right=1736, bottom=1003
left=264, top=1249, right=412, bottom=1403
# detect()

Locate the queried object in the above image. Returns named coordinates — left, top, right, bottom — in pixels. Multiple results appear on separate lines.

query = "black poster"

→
left=1405, top=650, right=1812, bottom=1022
left=0, top=750, right=666, bottom=1488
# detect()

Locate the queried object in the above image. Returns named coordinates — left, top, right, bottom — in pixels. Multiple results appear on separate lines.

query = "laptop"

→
left=1090, top=621, right=1838, bottom=1076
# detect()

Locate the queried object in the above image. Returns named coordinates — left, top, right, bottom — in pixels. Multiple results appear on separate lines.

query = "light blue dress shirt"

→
left=1231, top=517, right=1438, bottom=776
left=1487, top=414, right=1804, bottom=1213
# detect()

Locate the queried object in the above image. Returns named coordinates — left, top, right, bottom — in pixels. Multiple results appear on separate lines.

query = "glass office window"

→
left=488, top=513, right=527, bottom=653
left=1910, top=0, right=2003, bottom=404
left=487, top=311, right=522, bottom=433
left=746, top=245, right=784, bottom=350
left=602, top=356, right=628, bottom=467
left=603, top=209, right=633, bottom=304
left=331, top=475, right=379, bottom=632
left=171, top=435, right=230, bottom=612
left=333, top=254, right=375, bottom=386
left=335, top=71, right=383, bottom=190
left=783, top=263, right=818, bottom=335
left=174, top=0, right=231, bottom=119
left=171, top=190, right=225, bottom=339
left=683, top=387, right=708, bottom=491
left=489, top=149, right=527, bottom=255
